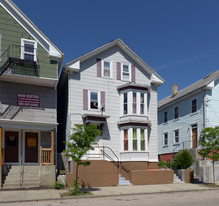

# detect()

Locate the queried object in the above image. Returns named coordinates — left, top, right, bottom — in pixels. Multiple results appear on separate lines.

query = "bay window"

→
left=122, top=128, right=147, bottom=152
left=122, top=91, right=147, bottom=115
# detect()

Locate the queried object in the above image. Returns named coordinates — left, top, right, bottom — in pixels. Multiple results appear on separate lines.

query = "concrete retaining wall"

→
left=198, top=160, right=219, bottom=183
left=39, top=165, right=56, bottom=187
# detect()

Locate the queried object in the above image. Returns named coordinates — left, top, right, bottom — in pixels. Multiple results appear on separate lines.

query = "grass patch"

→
left=61, top=188, right=93, bottom=197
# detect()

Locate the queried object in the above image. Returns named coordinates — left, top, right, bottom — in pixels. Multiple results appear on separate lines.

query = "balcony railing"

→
left=40, top=147, right=54, bottom=165
left=0, top=45, right=38, bottom=77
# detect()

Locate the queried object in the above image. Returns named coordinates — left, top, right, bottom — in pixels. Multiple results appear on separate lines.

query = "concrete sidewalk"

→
left=0, top=183, right=218, bottom=203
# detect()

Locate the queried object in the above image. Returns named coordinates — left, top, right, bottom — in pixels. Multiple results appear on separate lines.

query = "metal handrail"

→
left=87, top=145, right=131, bottom=173
left=173, top=140, right=197, bottom=155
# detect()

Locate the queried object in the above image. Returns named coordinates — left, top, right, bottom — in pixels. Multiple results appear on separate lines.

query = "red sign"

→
left=17, top=93, right=40, bottom=107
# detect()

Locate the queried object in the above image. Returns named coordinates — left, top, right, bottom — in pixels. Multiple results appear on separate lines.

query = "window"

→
left=174, top=106, right=179, bottom=119
left=174, top=130, right=179, bottom=144
left=163, top=133, right=168, bottom=146
left=164, top=111, right=168, bottom=123
left=122, top=64, right=130, bottom=81
left=122, top=91, right=147, bottom=116
left=191, top=99, right=197, bottom=113
left=140, top=129, right=145, bottom=151
left=103, top=61, right=111, bottom=78
left=132, top=92, right=137, bottom=114
left=21, top=38, right=37, bottom=61
left=90, top=91, right=99, bottom=110
left=140, top=93, right=144, bottom=114
left=133, top=129, right=137, bottom=151
left=123, top=93, right=128, bottom=115
left=122, top=128, right=147, bottom=152
left=124, top=129, right=128, bottom=151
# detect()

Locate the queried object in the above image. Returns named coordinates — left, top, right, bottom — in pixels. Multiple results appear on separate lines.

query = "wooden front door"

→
left=25, top=132, right=38, bottom=163
left=5, top=131, right=19, bottom=163
left=192, top=125, right=197, bottom=148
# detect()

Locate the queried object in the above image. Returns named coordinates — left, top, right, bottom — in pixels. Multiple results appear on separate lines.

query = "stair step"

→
left=3, top=166, right=40, bottom=188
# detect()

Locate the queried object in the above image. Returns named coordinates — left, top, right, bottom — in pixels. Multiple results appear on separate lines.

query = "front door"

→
left=25, top=132, right=38, bottom=163
left=192, top=125, right=197, bottom=148
left=5, top=131, right=19, bottom=163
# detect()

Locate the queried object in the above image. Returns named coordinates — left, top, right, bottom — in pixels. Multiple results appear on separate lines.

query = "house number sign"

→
left=17, top=93, right=40, bottom=107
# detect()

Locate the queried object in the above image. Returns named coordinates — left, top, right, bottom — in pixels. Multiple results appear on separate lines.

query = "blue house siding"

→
left=158, top=92, right=205, bottom=156
left=206, top=79, right=219, bottom=127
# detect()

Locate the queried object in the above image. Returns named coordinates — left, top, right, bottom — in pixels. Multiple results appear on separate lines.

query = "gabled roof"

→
left=0, top=0, right=63, bottom=59
left=158, top=70, right=219, bottom=110
left=64, top=38, right=164, bottom=85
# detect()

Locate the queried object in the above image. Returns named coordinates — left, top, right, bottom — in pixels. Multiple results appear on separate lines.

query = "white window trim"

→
left=174, top=129, right=179, bottom=144
left=21, top=38, right=37, bottom=62
left=121, top=63, right=131, bottom=81
left=88, top=90, right=100, bottom=111
left=102, top=60, right=113, bottom=78
left=191, top=98, right=197, bottom=114
left=163, top=132, right=168, bottom=146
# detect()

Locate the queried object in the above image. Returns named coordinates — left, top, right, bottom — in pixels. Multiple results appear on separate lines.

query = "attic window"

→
left=21, top=38, right=37, bottom=62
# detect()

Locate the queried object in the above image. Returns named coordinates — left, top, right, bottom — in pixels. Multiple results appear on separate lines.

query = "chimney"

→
left=172, top=84, right=178, bottom=97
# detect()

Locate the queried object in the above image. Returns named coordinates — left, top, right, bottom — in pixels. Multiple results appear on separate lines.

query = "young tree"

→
left=64, top=124, right=100, bottom=192
left=199, top=126, right=219, bottom=184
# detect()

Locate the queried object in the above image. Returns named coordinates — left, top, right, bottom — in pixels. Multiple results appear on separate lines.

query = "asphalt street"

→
left=1, top=190, right=218, bottom=206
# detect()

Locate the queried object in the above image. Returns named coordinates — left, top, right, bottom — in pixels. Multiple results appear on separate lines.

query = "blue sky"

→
left=13, top=0, right=219, bottom=100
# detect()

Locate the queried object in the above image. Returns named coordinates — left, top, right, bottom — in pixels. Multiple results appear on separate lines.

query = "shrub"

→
left=54, top=181, right=65, bottom=189
left=173, top=150, right=193, bottom=169
left=158, top=160, right=174, bottom=169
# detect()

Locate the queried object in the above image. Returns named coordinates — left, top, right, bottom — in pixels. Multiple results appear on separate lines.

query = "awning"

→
left=82, top=113, right=110, bottom=125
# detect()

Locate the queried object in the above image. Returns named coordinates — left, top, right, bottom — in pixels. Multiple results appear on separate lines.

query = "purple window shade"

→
left=97, top=58, right=102, bottom=77
left=101, top=91, right=105, bottom=112
left=131, top=64, right=136, bottom=82
left=117, top=62, right=121, bottom=80
left=83, top=89, right=88, bottom=110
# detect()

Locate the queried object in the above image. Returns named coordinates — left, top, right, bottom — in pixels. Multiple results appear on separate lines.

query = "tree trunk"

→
left=75, top=162, right=79, bottom=188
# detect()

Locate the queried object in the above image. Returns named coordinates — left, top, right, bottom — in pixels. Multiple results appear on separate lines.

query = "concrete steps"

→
left=3, top=166, right=39, bottom=188
left=173, top=174, right=185, bottom=184
left=118, top=174, right=132, bottom=186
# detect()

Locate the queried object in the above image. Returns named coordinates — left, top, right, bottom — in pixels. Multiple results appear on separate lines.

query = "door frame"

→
left=190, top=124, right=198, bottom=148
left=22, top=130, right=40, bottom=165
left=3, top=128, right=21, bottom=165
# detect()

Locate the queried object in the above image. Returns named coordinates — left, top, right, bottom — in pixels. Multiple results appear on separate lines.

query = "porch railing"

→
left=40, top=147, right=54, bottom=165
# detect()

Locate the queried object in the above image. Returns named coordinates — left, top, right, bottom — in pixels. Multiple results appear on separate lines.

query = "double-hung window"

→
left=122, top=64, right=130, bottom=81
left=90, top=91, right=99, bottom=110
left=103, top=61, right=111, bottom=78
left=132, top=92, right=137, bottom=114
left=140, top=129, right=145, bottom=151
left=191, top=99, right=197, bottom=113
left=163, top=133, right=168, bottom=146
left=124, top=129, right=128, bottom=151
left=164, top=111, right=168, bottom=123
left=140, top=93, right=144, bottom=114
left=21, top=38, right=37, bottom=61
left=174, top=106, right=179, bottom=119
left=123, top=93, right=128, bottom=115
left=132, top=129, right=137, bottom=151
left=174, top=130, right=179, bottom=144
